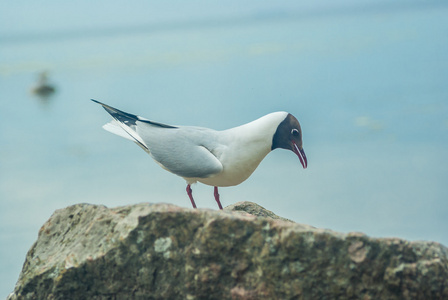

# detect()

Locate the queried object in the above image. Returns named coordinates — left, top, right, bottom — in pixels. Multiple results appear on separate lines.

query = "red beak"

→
left=292, top=142, right=307, bottom=169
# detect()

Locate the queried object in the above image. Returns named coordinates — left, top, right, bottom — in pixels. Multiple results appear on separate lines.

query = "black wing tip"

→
left=92, top=100, right=140, bottom=124
left=91, top=99, right=111, bottom=109
left=139, top=119, right=178, bottom=129
left=91, top=99, right=178, bottom=129
left=91, top=99, right=112, bottom=110
left=91, top=99, right=122, bottom=115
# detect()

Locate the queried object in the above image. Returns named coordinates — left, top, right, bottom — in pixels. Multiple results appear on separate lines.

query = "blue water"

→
left=1, top=1, right=448, bottom=297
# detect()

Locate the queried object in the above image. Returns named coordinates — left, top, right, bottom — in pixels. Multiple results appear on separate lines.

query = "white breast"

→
left=187, top=112, right=289, bottom=187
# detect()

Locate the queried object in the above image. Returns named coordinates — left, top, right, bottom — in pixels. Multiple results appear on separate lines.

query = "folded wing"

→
left=93, top=99, right=223, bottom=179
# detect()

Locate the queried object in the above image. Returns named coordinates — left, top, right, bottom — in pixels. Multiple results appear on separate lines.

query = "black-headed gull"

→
left=92, top=100, right=307, bottom=209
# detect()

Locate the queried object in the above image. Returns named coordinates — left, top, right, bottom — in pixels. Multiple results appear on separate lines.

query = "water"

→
left=1, top=1, right=448, bottom=297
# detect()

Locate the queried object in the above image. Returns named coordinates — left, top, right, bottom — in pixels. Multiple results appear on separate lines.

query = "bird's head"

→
left=271, top=113, right=307, bottom=169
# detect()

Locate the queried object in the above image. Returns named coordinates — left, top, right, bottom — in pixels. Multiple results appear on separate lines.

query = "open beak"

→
left=292, top=142, right=307, bottom=169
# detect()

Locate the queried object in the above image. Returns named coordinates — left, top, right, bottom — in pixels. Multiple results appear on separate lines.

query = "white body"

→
left=103, top=111, right=289, bottom=187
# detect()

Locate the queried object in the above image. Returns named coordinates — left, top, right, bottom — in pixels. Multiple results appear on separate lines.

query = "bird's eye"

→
left=291, top=129, right=300, bottom=136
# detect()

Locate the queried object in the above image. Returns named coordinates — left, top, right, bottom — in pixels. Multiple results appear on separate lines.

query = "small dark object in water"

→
left=30, top=71, right=56, bottom=98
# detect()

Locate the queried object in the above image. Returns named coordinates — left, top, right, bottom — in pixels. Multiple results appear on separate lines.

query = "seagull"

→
left=92, top=99, right=307, bottom=209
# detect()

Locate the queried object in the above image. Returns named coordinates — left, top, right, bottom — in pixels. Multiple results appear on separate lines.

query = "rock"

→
left=8, top=201, right=448, bottom=300
left=225, top=201, right=295, bottom=223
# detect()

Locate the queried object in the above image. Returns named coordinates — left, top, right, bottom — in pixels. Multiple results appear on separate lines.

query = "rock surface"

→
left=8, top=201, right=448, bottom=300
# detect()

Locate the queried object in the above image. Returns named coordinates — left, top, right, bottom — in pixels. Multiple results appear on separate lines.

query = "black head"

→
left=271, top=113, right=307, bottom=168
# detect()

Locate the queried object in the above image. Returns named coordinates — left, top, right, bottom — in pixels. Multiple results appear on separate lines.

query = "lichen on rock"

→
left=8, top=201, right=448, bottom=300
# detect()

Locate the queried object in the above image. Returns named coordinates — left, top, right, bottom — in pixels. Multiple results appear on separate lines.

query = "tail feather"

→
left=102, top=120, right=135, bottom=141
left=92, top=99, right=149, bottom=151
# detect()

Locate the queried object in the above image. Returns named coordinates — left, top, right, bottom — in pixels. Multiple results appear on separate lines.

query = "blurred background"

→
left=1, top=0, right=447, bottom=297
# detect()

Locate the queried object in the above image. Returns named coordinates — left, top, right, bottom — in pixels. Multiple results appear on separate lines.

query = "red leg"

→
left=214, top=186, right=223, bottom=210
left=186, top=184, right=197, bottom=209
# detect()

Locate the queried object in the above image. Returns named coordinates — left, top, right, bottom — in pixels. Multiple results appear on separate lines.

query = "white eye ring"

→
left=291, top=129, right=299, bottom=136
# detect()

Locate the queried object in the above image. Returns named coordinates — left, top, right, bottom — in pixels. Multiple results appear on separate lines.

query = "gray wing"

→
left=137, top=125, right=224, bottom=178
left=92, top=100, right=223, bottom=178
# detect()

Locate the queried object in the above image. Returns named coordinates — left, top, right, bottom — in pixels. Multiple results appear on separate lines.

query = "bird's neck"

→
left=222, top=112, right=289, bottom=164
left=229, top=112, right=288, bottom=144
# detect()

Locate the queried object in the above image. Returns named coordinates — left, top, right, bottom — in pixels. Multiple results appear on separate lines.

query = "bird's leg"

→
left=214, top=186, right=223, bottom=210
left=186, top=184, right=197, bottom=209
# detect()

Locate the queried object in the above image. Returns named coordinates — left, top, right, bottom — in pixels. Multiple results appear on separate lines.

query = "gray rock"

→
left=8, top=201, right=448, bottom=300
